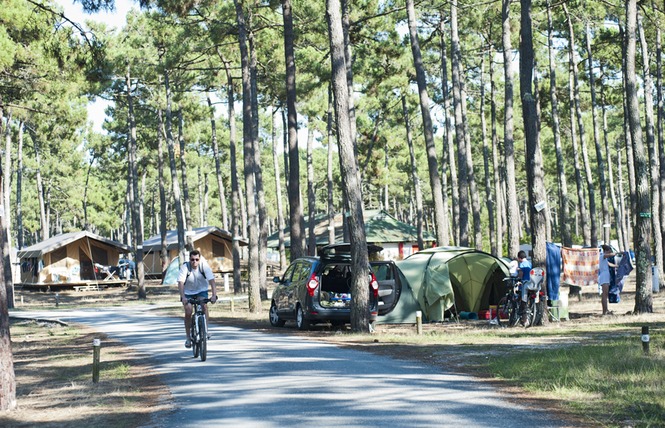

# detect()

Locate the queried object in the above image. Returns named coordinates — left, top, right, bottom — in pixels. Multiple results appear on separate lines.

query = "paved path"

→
left=12, top=307, right=568, bottom=427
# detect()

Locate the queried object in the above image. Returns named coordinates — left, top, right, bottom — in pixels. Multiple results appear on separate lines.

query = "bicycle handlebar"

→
left=186, top=297, right=213, bottom=305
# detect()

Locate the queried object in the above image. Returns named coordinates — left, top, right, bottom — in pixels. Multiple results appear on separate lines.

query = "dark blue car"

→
left=269, top=244, right=400, bottom=330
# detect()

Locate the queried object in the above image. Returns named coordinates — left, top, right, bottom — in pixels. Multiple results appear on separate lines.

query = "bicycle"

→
left=496, top=276, right=522, bottom=327
left=188, top=297, right=211, bottom=361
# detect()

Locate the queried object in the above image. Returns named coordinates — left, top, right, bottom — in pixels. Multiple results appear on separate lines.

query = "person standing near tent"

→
left=178, top=250, right=217, bottom=348
left=517, top=251, right=532, bottom=282
left=516, top=251, right=532, bottom=310
left=598, top=245, right=616, bottom=315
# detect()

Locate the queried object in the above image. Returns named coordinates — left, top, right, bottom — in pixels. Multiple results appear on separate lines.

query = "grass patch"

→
left=484, top=336, right=665, bottom=427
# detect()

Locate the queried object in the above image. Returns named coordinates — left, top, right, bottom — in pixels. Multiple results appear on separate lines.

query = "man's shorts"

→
left=185, top=291, right=209, bottom=300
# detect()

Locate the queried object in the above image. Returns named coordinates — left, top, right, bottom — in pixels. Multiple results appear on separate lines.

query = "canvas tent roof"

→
left=142, top=226, right=244, bottom=252
left=267, top=209, right=435, bottom=248
left=380, top=247, right=509, bottom=323
left=17, top=231, right=130, bottom=259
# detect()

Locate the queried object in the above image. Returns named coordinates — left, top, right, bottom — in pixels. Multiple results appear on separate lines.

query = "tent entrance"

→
left=79, top=249, right=95, bottom=280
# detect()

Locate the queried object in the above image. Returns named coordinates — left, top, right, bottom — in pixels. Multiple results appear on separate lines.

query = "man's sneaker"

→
left=207, top=333, right=212, bottom=340
left=185, top=338, right=192, bottom=348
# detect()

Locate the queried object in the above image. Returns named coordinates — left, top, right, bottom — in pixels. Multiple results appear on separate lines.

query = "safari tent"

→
left=378, top=247, right=510, bottom=323
left=142, top=226, right=241, bottom=277
left=17, top=231, right=131, bottom=288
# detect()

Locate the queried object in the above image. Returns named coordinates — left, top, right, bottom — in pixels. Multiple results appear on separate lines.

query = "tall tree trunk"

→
left=0, top=107, right=16, bottom=412
left=622, top=59, right=636, bottom=244
left=460, top=66, right=483, bottom=250
left=2, top=114, right=15, bottom=291
left=406, top=0, right=447, bottom=247
left=27, top=129, right=48, bottom=241
left=625, top=0, right=653, bottom=313
left=224, top=63, right=242, bottom=295
left=282, top=0, right=305, bottom=260
left=520, top=0, right=546, bottom=264
left=616, top=132, right=631, bottom=253
left=163, top=70, right=186, bottom=264
left=489, top=45, right=504, bottom=256
left=502, top=0, right=519, bottom=257
left=451, top=0, right=470, bottom=246
left=247, top=26, right=268, bottom=301
left=566, top=8, right=597, bottom=246
left=436, top=16, right=452, bottom=246
left=177, top=110, right=194, bottom=251
left=657, top=23, right=665, bottom=268
left=600, top=70, right=626, bottom=251
left=234, top=0, right=261, bottom=312
left=341, top=0, right=357, bottom=146
left=0, top=186, right=16, bottom=410
left=638, top=13, right=664, bottom=289
left=547, top=0, right=571, bottom=247
left=520, top=0, right=547, bottom=327
left=126, top=63, right=145, bottom=299
left=157, top=108, right=169, bottom=277
left=272, top=108, right=287, bottom=271
left=480, top=52, right=496, bottom=255
left=585, top=22, right=610, bottom=245
left=327, top=84, right=336, bottom=245
left=16, top=121, right=24, bottom=249
left=439, top=16, right=457, bottom=246
left=326, top=0, right=371, bottom=333
left=307, top=127, right=316, bottom=255
left=3, top=112, right=11, bottom=252
left=208, top=92, right=228, bottom=231
left=564, top=5, right=589, bottom=246
left=403, top=96, right=424, bottom=250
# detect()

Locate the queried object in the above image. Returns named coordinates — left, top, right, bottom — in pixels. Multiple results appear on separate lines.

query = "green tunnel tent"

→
left=379, top=247, right=510, bottom=323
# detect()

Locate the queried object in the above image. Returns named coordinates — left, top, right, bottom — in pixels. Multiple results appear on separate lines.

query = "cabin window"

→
left=212, top=239, right=227, bottom=257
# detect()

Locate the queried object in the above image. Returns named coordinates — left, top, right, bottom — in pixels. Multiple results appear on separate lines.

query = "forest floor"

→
left=3, top=274, right=665, bottom=427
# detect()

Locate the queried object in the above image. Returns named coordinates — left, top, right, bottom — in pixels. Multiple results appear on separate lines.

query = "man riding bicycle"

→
left=178, top=250, right=218, bottom=348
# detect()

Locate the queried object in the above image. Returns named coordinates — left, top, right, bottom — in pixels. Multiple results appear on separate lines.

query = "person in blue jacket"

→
left=517, top=250, right=532, bottom=282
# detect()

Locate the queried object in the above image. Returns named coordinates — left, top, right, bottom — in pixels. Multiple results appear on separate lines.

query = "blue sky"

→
left=57, top=0, right=134, bottom=30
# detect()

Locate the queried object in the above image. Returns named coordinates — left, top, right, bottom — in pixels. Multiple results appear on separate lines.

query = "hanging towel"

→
left=546, top=242, right=562, bottom=301
left=612, top=251, right=633, bottom=295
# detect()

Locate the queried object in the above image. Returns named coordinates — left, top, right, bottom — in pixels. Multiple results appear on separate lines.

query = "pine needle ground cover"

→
left=0, top=320, right=171, bottom=428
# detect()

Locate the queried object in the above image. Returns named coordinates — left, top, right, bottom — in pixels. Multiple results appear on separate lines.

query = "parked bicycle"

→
left=496, top=268, right=546, bottom=328
left=188, top=297, right=211, bottom=361
left=496, top=276, right=521, bottom=327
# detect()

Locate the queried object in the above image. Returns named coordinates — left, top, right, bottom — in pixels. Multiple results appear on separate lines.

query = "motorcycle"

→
left=521, top=267, right=545, bottom=327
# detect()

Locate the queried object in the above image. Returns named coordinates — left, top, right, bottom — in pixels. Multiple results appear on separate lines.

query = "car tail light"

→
left=307, top=273, right=319, bottom=297
left=370, top=272, right=379, bottom=298
left=530, top=269, right=535, bottom=276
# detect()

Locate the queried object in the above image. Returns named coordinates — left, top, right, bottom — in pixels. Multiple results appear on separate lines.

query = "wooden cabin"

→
left=142, top=226, right=243, bottom=277
left=17, top=231, right=131, bottom=290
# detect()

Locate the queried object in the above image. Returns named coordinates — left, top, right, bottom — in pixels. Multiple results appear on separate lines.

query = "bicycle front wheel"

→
left=508, top=298, right=520, bottom=327
left=192, top=314, right=199, bottom=358
left=199, top=315, right=207, bottom=362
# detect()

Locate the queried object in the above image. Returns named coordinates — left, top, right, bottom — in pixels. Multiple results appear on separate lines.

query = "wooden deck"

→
left=18, top=279, right=130, bottom=292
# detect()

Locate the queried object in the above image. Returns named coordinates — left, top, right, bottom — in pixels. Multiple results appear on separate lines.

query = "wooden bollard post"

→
left=92, top=339, right=101, bottom=383
left=416, top=311, right=423, bottom=335
left=641, top=326, right=650, bottom=355
left=230, top=298, right=235, bottom=312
